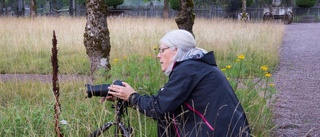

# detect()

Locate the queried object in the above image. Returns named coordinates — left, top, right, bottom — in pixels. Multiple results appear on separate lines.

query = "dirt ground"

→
left=1, top=23, right=320, bottom=137
left=271, top=23, right=320, bottom=137
left=0, top=74, right=91, bottom=83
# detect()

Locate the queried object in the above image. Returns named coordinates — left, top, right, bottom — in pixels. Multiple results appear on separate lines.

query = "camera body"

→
left=86, top=80, right=123, bottom=98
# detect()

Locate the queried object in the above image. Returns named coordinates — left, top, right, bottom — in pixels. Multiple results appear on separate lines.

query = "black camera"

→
left=86, top=80, right=123, bottom=98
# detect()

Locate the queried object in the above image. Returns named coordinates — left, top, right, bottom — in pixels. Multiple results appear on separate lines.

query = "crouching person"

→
left=107, top=29, right=251, bottom=137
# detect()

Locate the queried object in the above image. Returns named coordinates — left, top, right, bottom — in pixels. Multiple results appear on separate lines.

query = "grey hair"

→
left=159, top=29, right=207, bottom=76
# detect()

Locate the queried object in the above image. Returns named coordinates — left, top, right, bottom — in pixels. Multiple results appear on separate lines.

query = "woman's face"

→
left=157, top=44, right=177, bottom=72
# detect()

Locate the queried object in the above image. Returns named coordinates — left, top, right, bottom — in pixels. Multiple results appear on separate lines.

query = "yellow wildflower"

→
left=269, top=83, right=274, bottom=87
left=153, top=46, right=158, bottom=51
left=265, top=73, right=271, bottom=77
left=221, top=68, right=226, bottom=71
left=123, top=56, right=127, bottom=59
left=237, top=54, right=245, bottom=60
left=260, top=65, right=268, bottom=71
left=113, top=58, right=120, bottom=64
left=226, top=65, right=232, bottom=69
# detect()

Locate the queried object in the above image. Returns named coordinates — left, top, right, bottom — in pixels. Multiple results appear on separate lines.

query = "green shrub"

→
left=169, top=0, right=180, bottom=10
left=106, top=0, right=124, bottom=9
left=296, top=0, right=317, bottom=8
left=245, top=0, right=255, bottom=7
left=229, top=0, right=255, bottom=10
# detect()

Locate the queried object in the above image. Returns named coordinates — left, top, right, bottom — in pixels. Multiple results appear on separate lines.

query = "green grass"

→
left=0, top=81, right=157, bottom=136
left=221, top=55, right=277, bottom=136
left=0, top=17, right=285, bottom=136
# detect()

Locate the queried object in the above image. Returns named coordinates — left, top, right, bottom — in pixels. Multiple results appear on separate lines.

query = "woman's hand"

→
left=107, top=82, right=136, bottom=101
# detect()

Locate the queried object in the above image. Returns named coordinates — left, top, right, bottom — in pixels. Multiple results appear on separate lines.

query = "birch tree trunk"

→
left=175, top=0, right=195, bottom=36
left=84, top=0, right=111, bottom=78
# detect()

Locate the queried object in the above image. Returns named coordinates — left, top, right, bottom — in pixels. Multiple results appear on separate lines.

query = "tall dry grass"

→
left=0, top=17, right=284, bottom=74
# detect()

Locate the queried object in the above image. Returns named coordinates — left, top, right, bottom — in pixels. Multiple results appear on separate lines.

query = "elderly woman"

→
left=108, top=29, right=251, bottom=137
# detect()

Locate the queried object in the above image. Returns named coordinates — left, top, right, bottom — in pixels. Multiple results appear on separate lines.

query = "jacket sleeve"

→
left=130, top=65, right=199, bottom=119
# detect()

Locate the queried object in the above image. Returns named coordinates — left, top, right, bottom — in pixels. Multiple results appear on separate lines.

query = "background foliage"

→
left=296, top=0, right=318, bottom=7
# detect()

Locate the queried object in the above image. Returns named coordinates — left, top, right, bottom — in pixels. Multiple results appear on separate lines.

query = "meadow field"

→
left=0, top=17, right=285, bottom=136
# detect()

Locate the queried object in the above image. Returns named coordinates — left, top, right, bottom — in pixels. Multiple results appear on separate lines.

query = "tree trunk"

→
left=16, top=0, right=24, bottom=17
left=69, top=0, right=74, bottom=16
left=53, top=0, right=58, bottom=16
left=84, top=0, right=111, bottom=78
left=30, top=0, right=36, bottom=18
left=241, top=0, right=248, bottom=21
left=163, top=0, right=169, bottom=18
left=175, top=0, right=195, bottom=36
left=242, top=0, right=246, bottom=14
left=0, top=0, right=4, bottom=16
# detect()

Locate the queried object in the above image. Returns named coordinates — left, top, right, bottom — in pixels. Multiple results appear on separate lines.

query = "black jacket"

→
left=129, top=51, right=251, bottom=137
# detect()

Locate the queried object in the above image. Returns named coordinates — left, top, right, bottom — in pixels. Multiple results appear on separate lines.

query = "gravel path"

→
left=272, top=23, right=320, bottom=137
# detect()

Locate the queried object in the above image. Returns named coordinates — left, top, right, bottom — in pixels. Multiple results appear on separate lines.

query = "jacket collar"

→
left=198, top=51, right=217, bottom=66
left=174, top=51, right=217, bottom=67
left=169, top=51, right=217, bottom=77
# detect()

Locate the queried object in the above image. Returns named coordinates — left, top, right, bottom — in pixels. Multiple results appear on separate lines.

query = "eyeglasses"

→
left=157, top=47, right=170, bottom=53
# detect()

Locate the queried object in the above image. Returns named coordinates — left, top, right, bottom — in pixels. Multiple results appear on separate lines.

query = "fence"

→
left=2, top=4, right=320, bottom=22
left=115, top=5, right=320, bottom=22
left=292, top=8, right=320, bottom=22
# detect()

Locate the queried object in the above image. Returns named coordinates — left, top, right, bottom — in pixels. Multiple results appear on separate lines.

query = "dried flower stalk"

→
left=51, top=30, right=63, bottom=137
